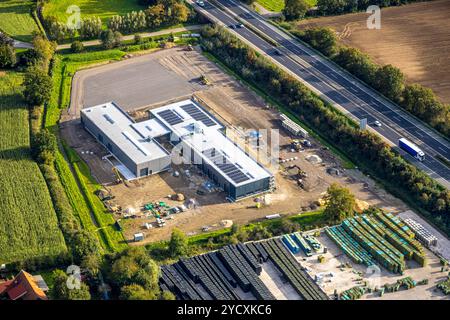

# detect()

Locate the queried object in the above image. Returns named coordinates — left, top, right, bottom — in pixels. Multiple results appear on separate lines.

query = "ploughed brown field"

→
left=294, top=0, right=450, bottom=104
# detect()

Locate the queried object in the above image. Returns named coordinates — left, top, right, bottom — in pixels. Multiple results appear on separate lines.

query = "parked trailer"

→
left=398, top=138, right=425, bottom=161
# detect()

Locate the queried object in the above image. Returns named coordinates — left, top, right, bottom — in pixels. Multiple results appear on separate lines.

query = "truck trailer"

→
left=398, top=138, right=425, bottom=161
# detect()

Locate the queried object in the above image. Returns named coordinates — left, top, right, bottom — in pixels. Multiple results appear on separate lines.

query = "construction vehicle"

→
left=291, top=139, right=303, bottom=151
left=112, top=167, right=123, bottom=184
left=199, top=74, right=209, bottom=85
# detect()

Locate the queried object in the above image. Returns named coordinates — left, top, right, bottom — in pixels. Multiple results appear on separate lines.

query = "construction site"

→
left=61, top=46, right=410, bottom=244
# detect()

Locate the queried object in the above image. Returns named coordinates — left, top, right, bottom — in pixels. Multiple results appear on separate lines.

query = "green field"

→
left=46, top=51, right=129, bottom=252
left=43, top=0, right=145, bottom=25
left=0, top=72, right=67, bottom=264
left=256, top=0, right=317, bottom=12
left=0, top=0, right=40, bottom=42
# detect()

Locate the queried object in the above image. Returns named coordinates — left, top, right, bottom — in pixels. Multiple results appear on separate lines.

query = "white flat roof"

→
left=150, top=99, right=272, bottom=187
left=81, top=102, right=169, bottom=165
left=131, top=118, right=171, bottom=139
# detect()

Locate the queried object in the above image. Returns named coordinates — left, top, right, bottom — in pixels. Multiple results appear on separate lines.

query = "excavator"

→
left=112, top=167, right=123, bottom=184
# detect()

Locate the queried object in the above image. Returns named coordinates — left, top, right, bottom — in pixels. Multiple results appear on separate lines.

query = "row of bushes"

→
left=292, top=27, right=450, bottom=137
left=200, top=25, right=449, bottom=235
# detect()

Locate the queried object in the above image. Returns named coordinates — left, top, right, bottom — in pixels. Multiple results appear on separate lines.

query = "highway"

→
left=191, top=0, right=450, bottom=188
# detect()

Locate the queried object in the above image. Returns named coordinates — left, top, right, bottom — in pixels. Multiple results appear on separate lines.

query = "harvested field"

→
left=64, top=46, right=409, bottom=244
left=294, top=0, right=450, bottom=104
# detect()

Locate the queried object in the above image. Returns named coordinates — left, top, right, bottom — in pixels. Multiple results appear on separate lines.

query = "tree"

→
left=160, top=290, right=176, bottom=300
left=283, top=0, right=309, bottom=21
left=47, top=21, right=75, bottom=42
left=69, top=229, right=101, bottom=263
left=31, top=129, right=57, bottom=164
left=0, top=33, right=13, bottom=46
left=323, top=183, right=356, bottom=224
left=31, top=35, right=56, bottom=70
left=170, top=2, right=189, bottom=24
left=100, top=30, right=122, bottom=49
left=146, top=4, right=166, bottom=28
left=168, top=228, right=188, bottom=257
left=0, top=43, right=16, bottom=68
left=299, top=27, right=337, bottom=57
left=373, top=64, right=405, bottom=102
left=248, top=224, right=272, bottom=240
left=120, top=284, right=156, bottom=300
left=317, top=0, right=348, bottom=15
left=79, top=17, right=102, bottom=39
left=70, top=41, right=85, bottom=53
left=81, top=253, right=101, bottom=277
left=109, top=247, right=160, bottom=292
left=402, top=84, right=448, bottom=131
left=333, top=47, right=377, bottom=84
left=23, top=68, right=53, bottom=106
left=50, top=269, right=91, bottom=300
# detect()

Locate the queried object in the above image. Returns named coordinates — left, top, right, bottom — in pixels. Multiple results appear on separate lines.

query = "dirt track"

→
left=295, top=0, right=450, bottom=104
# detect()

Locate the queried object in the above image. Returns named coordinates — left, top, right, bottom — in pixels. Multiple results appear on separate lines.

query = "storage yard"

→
left=63, top=46, right=410, bottom=244
left=294, top=0, right=450, bottom=104
left=160, top=238, right=328, bottom=300
left=160, top=211, right=450, bottom=300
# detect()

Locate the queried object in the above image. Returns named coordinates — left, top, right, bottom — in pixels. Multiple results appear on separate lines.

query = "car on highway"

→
left=373, top=120, right=382, bottom=127
left=274, top=49, right=282, bottom=56
left=196, top=0, right=205, bottom=7
left=229, top=24, right=237, bottom=29
left=236, top=23, right=244, bottom=28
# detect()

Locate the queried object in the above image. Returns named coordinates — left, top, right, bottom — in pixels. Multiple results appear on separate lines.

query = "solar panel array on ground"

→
left=181, top=103, right=216, bottom=127
left=159, top=240, right=329, bottom=300
left=157, top=109, right=183, bottom=125
left=203, top=148, right=250, bottom=184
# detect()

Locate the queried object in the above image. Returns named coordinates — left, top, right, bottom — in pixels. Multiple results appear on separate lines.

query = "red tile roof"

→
left=0, top=270, right=48, bottom=300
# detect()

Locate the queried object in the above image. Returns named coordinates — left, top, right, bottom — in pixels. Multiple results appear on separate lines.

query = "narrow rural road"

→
left=56, top=25, right=203, bottom=50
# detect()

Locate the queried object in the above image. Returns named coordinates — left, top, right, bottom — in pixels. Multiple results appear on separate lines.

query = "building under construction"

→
left=81, top=99, right=274, bottom=201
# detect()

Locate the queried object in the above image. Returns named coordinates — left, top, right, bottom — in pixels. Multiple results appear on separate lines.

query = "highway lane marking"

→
left=200, top=0, right=450, bottom=184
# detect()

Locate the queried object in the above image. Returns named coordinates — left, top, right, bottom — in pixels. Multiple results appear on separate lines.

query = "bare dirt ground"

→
left=62, top=46, right=409, bottom=244
left=292, top=230, right=450, bottom=300
left=295, top=0, right=450, bottom=104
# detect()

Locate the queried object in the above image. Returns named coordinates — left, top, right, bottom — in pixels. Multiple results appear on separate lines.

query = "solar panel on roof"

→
left=203, top=148, right=250, bottom=184
left=181, top=104, right=216, bottom=127
left=157, top=109, right=183, bottom=125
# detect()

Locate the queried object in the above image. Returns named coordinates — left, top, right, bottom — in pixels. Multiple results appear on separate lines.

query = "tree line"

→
left=292, top=27, right=450, bottom=137
left=200, top=25, right=449, bottom=235
left=7, top=34, right=104, bottom=279
left=42, top=0, right=193, bottom=42
left=241, top=0, right=427, bottom=21
left=316, top=0, right=427, bottom=16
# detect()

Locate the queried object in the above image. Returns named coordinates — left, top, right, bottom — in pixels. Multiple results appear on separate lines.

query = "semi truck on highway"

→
left=399, top=138, right=425, bottom=161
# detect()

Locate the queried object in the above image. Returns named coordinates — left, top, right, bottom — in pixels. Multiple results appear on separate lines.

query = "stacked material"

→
left=280, top=114, right=309, bottom=138
left=340, top=286, right=368, bottom=300
left=291, top=232, right=313, bottom=256
left=326, top=212, right=427, bottom=274
left=403, top=218, right=438, bottom=247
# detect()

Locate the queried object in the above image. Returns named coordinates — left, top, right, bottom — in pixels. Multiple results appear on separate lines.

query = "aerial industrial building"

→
left=81, top=99, right=274, bottom=201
